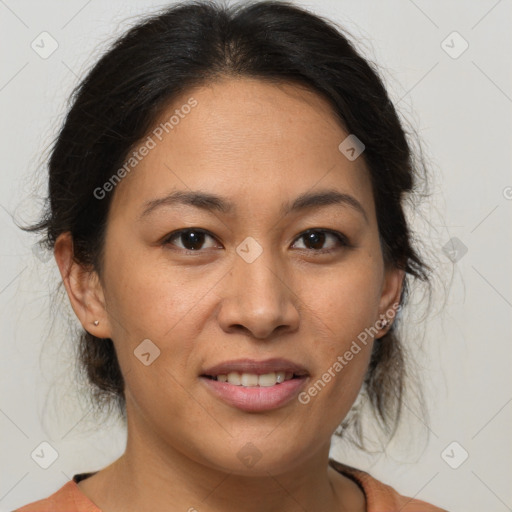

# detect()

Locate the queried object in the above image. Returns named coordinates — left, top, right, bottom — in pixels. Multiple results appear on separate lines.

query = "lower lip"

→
left=200, top=376, right=308, bottom=412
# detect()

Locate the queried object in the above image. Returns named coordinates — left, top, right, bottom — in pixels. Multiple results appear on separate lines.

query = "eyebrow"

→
left=139, top=188, right=368, bottom=223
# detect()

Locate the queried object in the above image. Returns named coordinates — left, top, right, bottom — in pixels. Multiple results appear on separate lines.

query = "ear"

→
left=54, top=232, right=112, bottom=339
left=376, top=265, right=405, bottom=338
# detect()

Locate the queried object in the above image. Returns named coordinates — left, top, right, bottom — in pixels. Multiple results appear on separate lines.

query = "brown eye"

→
left=163, top=228, right=217, bottom=251
left=162, top=228, right=349, bottom=255
left=293, top=229, right=349, bottom=253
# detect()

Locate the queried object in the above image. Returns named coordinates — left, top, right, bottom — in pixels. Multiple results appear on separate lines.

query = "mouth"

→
left=201, top=371, right=303, bottom=387
left=199, top=358, right=309, bottom=412
left=200, top=357, right=309, bottom=385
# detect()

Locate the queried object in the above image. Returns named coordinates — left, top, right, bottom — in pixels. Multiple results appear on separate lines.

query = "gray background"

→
left=1, top=1, right=511, bottom=511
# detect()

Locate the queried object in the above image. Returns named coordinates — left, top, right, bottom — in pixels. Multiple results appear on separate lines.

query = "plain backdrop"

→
left=0, top=1, right=511, bottom=511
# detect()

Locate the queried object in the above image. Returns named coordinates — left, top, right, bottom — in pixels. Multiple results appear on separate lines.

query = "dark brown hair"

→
left=24, top=0, right=432, bottom=447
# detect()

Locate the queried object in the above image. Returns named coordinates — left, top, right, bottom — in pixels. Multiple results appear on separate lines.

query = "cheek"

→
left=296, top=256, right=382, bottom=406
left=303, top=256, right=383, bottom=341
left=104, top=247, right=205, bottom=337
left=104, top=259, right=206, bottom=432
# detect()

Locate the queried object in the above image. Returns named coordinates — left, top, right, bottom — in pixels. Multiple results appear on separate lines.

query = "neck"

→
left=79, top=408, right=365, bottom=512
left=110, top=445, right=337, bottom=511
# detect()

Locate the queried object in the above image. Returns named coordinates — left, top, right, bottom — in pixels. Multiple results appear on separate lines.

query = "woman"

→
left=16, top=0, right=447, bottom=510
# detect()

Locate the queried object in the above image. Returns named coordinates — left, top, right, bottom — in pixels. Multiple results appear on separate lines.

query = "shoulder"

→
left=13, top=477, right=100, bottom=512
left=329, top=459, right=450, bottom=512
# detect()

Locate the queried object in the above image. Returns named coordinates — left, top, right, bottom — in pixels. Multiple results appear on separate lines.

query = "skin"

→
left=55, top=77, right=404, bottom=512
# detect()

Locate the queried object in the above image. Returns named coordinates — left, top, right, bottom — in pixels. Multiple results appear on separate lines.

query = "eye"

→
left=163, top=228, right=219, bottom=252
left=292, top=229, right=349, bottom=253
left=162, top=228, right=349, bottom=254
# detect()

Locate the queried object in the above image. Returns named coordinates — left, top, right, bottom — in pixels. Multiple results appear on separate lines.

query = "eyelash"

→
left=161, top=228, right=351, bottom=255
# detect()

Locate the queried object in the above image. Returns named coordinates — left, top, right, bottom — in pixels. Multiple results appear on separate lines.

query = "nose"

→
left=216, top=246, right=300, bottom=340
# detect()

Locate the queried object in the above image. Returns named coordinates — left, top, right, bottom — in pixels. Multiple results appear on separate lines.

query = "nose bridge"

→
left=234, top=235, right=285, bottom=307
left=216, top=235, right=299, bottom=339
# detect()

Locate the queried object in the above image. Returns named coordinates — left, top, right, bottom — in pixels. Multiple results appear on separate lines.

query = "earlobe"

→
left=53, top=232, right=112, bottom=339
left=377, top=266, right=405, bottom=335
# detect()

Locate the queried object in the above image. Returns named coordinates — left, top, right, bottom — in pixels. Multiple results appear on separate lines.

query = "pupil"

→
left=180, top=231, right=327, bottom=251
left=183, top=231, right=203, bottom=250
left=306, top=231, right=325, bottom=250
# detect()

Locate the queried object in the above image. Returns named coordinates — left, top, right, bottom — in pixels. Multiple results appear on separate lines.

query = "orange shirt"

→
left=14, top=459, right=448, bottom=511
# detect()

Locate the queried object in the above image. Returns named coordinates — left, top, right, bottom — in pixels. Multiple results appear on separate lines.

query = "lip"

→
left=200, top=358, right=309, bottom=412
left=200, top=375, right=308, bottom=412
left=201, top=357, right=309, bottom=377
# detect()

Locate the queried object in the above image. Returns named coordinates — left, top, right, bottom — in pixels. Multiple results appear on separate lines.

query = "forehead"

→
left=109, top=77, right=375, bottom=223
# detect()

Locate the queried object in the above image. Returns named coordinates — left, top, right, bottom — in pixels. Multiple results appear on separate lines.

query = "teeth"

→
left=227, top=372, right=241, bottom=385
left=259, top=372, right=278, bottom=387
left=215, top=371, right=294, bottom=387
left=240, top=373, right=259, bottom=387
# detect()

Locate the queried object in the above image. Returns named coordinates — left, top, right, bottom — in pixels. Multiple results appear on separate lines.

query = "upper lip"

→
left=201, top=358, right=309, bottom=377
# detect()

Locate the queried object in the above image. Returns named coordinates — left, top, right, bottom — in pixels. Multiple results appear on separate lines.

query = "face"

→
left=67, top=77, right=403, bottom=476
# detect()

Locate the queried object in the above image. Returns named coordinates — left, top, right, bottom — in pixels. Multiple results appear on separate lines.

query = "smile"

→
left=203, top=371, right=295, bottom=387
left=200, top=358, right=309, bottom=412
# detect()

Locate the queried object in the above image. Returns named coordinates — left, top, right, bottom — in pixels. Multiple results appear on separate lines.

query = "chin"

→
left=192, top=435, right=321, bottom=478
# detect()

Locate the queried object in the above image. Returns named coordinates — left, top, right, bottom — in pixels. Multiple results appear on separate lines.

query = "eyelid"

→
left=295, top=228, right=350, bottom=247
left=291, top=229, right=351, bottom=255
left=162, top=228, right=219, bottom=249
left=162, top=227, right=351, bottom=254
